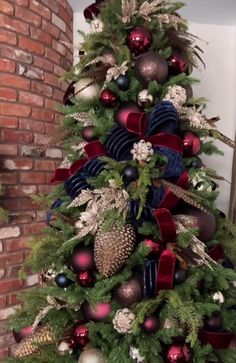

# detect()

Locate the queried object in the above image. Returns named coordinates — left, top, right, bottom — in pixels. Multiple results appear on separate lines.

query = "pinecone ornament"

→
left=12, top=326, right=53, bottom=358
left=94, top=224, right=136, bottom=277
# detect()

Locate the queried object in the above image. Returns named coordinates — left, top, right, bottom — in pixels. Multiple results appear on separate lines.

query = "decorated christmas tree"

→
left=9, top=1, right=236, bottom=362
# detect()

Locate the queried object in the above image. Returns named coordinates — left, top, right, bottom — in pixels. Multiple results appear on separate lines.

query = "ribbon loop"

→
left=126, top=112, right=147, bottom=136
left=154, top=208, right=176, bottom=243
left=144, top=133, right=183, bottom=154
left=156, top=249, right=176, bottom=292
left=84, top=140, right=107, bottom=159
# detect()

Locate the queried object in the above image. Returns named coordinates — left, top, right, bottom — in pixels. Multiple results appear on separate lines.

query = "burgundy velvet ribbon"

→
left=159, top=170, right=189, bottom=210
left=51, top=141, right=107, bottom=184
left=199, top=330, right=234, bottom=349
left=208, top=244, right=224, bottom=261
left=154, top=208, right=177, bottom=292
left=126, top=112, right=183, bottom=154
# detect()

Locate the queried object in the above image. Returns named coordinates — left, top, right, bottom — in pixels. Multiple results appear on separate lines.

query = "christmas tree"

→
left=9, top=1, right=236, bottom=362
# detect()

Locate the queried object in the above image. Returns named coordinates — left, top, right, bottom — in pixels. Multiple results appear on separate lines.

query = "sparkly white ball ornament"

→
left=78, top=348, right=107, bottom=363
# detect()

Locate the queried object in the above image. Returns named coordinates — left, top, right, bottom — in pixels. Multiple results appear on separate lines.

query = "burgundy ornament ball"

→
left=73, top=324, right=89, bottom=349
left=69, top=246, right=95, bottom=273
left=84, top=3, right=100, bottom=20
left=81, top=126, right=97, bottom=142
left=166, top=343, right=191, bottom=363
left=142, top=316, right=160, bottom=334
left=127, top=26, right=152, bottom=56
left=183, top=132, right=201, bottom=157
left=169, top=52, right=188, bottom=75
left=63, top=82, right=75, bottom=106
left=82, top=301, right=111, bottom=322
left=115, top=102, right=142, bottom=128
left=99, top=89, right=117, bottom=108
left=13, top=326, right=33, bottom=343
left=113, top=275, right=143, bottom=307
left=77, top=271, right=95, bottom=288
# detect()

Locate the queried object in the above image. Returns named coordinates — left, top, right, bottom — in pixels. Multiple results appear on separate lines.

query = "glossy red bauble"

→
left=13, top=326, right=33, bottom=343
left=73, top=324, right=89, bottom=349
left=77, top=271, right=95, bottom=288
left=82, top=301, right=112, bottom=322
left=142, top=316, right=160, bottom=334
left=183, top=132, right=201, bottom=157
left=99, top=89, right=117, bottom=108
left=169, top=52, right=188, bottom=75
left=127, top=26, right=152, bottom=56
left=69, top=246, right=95, bottom=273
left=166, top=343, right=191, bottom=363
left=81, top=126, right=97, bottom=142
left=115, top=102, right=142, bottom=128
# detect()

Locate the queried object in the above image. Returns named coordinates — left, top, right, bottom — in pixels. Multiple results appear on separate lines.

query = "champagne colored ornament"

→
left=78, top=348, right=108, bottom=363
left=82, top=301, right=112, bottom=322
left=113, top=275, right=143, bottom=307
left=134, top=51, right=168, bottom=86
left=12, top=326, right=53, bottom=358
left=94, top=225, right=136, bottom=277
left=183, top=132, right=201, bottom=157
left=137, top=89, right=154, bottom=108
left=56, top=338, right=76, bottom=355
left=166, top=343, right=191, bottom=363
left=99, top=89, right=117, bottom=108
left=127, top=26, right=152, bottom=56
left=75, top=78, right=100, bottom=102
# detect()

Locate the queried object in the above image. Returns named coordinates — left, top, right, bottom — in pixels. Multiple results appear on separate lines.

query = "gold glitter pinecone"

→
left=12, top=326, right=53, bottom=358
left=94, top=224, right=136, bottom=277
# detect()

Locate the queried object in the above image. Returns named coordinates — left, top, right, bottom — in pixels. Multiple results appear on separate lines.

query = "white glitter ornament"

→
left=113, top=308, right=135, bottom=334
left=131, top=139, right=154, bottom=163
left=130, top=347, right=146, bottom=363
left=213, top=291, right=225, bottom=304
left=90, top=19, right=104, bottom=33
left=163, top=85, right=187, bottom=109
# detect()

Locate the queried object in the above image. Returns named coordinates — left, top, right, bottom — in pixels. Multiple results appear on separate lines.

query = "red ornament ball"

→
left=99, top=89, right=117, bottom=108
left=142, top=316, right=160, bottom=334
left=77, top=271, right=95, bottom=288
left=166, top=343, right=191, bottom=363
left=82, top=301, right=111, bottom=322
left=115, top=102, right=142, bottom=128
left=73, top=324, right=89, bottom=349
left=13, top=326, right=33, bottom=343
left=127, top=26, right=152, bottom=56
left=183, top=132, right=201, bottom=157
left=81, top=126, right=97, bottom=142
left=169, top=52, right=188, bottom=75
left=69, top=246, right=94, bottom=273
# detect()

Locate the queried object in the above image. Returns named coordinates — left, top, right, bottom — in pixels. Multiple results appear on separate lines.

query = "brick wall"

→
left=0, top=0, right=73, bottom=358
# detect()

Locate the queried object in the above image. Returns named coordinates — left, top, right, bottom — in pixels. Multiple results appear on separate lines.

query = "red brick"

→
left=9, top=0, right=29, bottom=6
left=7, top=185, right=37, bottom=197
left=35, top=160, right=56, bottom=171
left=0, top=297, right=7, bottom=309
left=45, top=122, right=57, bottom=135
left=9, top=211, right=36, bottom=224
left=30, top=0, right=51, bottom=20
left=31, top=81, right=52, bottom=97
left=45, top=47, right=60, bottom=64
left=32, top=107, right=54, bottom=122
left=0, top=253, right=24, bottom=267
left=0, top=172, right=17, bottom=185
left=0, top=103, right=31, bottom=117
left=2, top=129, right=33, bottom=143
left=58, top=0, right=67, bottom=9
left=20, top=172, right=46, bottom=184
left=42, top=0, right=59, bottom=14
left=19, top=36, right=45, bottom=56
left=0, top=279, right=23, bottom=294
left=0, top=116, right=18, bottom=129
left=66, top=26, right=73, bottom=43
left=59, top=5, right=72, bottom=29
left=45, top=98, right=59, bottom=111
left=19, top=118, right=45, bottom=133
left=0, top=348, right=8, bottom=358
left=19, top=91, right=44, bottom=107
left=3, top=159, right=33, bottom=170
left=9, top=293, right=20, bottom=306
left=33, top=56, right=53, bottom=72
left=0, top=1, right=14, bottom=14
left=44, top=72, right=59, bottom=88
left=53, top=88, right=64, bottom=102
left=20, top=197, right=36, bottom=210
left=0, top=29, right=17, bottom=45
left=34, top=133, right=48, bottom=145
left=42, top=19, right=60, bottom=39
left=19, top=64, right=44, bottom=80
left=23, top=222, right=45, bottom=235
left=15, top=6, right=41, bottom=27
left=0, top=144, right=17, bottom=156
left=0, top=59, right=16, bottom=73
left=0, top=14, right=29, bottom=35
left=53, top=64, right=65, bottom=77
left=1, top=198, right=21, bottom=211
left=30, top=27, right=52, bottom=46
left=0, top=87, right=17, bottom=101
left=0, top=74, right=30, bottom=91
left=0, top=47, right=33, bottom=64
left=37, top=184, right=55, bottom=194
left=52, top=39, right=66, bottom=56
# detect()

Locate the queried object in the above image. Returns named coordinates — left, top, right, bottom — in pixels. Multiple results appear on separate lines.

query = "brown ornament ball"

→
left=113, top=275, right=143, bottom=307
left=134, top=51, right=168, bottom=86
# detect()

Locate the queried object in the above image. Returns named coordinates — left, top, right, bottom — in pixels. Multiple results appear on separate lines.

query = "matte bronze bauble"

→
left=142, top=316, right=160, bottom=334
left=78, top=348, right=108, bottom=363
left=113, top=275, right=143, bottom=307
left=134, top=51, right=168, bottom=86
left=127, top=26, right=152, bottom=56
left=81, top=126, right=97, bottom=142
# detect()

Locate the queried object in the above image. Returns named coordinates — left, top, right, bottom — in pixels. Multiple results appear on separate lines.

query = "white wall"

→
left=71, top=9, right=236, bottom=214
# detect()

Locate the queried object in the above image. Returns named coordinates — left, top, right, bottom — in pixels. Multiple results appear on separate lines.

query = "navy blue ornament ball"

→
left=123, top=166, right=139, bottom=184
left=55, top=273, right=73, bottom=288
left=116, top=75, right=130, bottom=91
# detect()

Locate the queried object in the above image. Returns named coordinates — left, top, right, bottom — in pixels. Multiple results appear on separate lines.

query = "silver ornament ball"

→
left=137, top=89, right=154, bottom=108
left=75, top=78, right=100, bottom=102
left=78, top=348, right=107, bottom=363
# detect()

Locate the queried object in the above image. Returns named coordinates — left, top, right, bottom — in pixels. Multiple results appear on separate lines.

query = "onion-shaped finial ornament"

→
left=94, top=225, right=136, bottom=277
